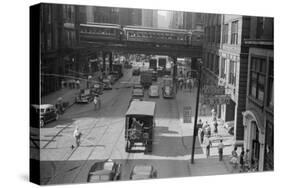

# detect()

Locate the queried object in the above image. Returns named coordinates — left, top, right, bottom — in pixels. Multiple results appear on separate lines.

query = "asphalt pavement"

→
left=37, top=67, right=238, bottom=185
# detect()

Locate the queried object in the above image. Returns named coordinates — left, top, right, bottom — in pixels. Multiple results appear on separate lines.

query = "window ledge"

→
left=248, top=96, right=264, bottom=108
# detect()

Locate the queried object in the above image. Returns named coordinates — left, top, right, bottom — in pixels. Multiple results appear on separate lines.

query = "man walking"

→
left=205, top=136, right=212, bottom=158
left=218, top=139, right=224, bottom=161
left=73, top=126, right=82, bottom=148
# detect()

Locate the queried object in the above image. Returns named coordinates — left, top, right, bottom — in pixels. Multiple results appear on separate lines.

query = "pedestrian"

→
left=218, top=139, right=224, bottom=161
left=76, top=79, right=80, bottom=89
left=206, top=124, right=211, bottom=138
left=205, top=137, right=212, bottom=158
left=239, top=148, right=245, bottom=172
left=230, top=147, right=239, bottom=170
left=244, top=149, right=250, bottom=171
left=61, top=80, right=65, bottom=89
left=93, top=95, right=98, bottom=110
left=73, top=126, right=82, bottom=147
left=211, top=108, right=217, bottom=121
left=200, top=127, right=205, bottom=143
left=213, top=120, right=218, bottom=136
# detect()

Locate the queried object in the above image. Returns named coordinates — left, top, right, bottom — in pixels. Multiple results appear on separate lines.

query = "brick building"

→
left=242, top=17, right=273, bottom=171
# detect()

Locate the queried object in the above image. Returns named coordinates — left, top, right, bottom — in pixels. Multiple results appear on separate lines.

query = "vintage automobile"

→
left=162, top=76, right=175, bottom=98
left=75, top=89, right=94, bottom=104
left=129, top=165, right=157, bottom=180
left=125, top=101, right=156, bottom=153
left=87, top=159, right=122, bottom=182
left=91, top=82, right=103, bottom=95
left=102, top=79, right=113, bottom=90
left=148, top=85, right=160, bottom=98
left=132, top=84, right=144, bottom=99
left=32, top=104, right=59, bottom=128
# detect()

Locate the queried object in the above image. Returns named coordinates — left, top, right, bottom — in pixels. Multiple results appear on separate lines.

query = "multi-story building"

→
left=242, top=17, right=273, bottom=171
left=40, top=4, right=80, bottom=96
left=202, top=13, right=221, bottom=86
left=183, top=12, right=204, bottom=30
left=202, top=14, right=254, bottom=146
left=142, top=9, right=158, bottom=28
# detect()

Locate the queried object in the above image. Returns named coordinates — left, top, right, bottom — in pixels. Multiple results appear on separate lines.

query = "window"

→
left=264, top=121, right=273, bottom=171
left=231, top=21, right=238, bottom=44
left=214, top=55, right=219, bottom=75
left=267, top=59, right=274, bottom=107
left=249, top=57, right=266, bottom=101
left=220, top=57, right=226, bottom=78
left=216, top=25, right=221, bottom=43
left=256, top=17, right=265, bottom=39
left=228, top=60, right=236, bottom=86
left=222, top=24, right=229, bottom=44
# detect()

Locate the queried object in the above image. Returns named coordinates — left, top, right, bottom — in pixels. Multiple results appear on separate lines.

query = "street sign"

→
left=202, top=85, right=225, bottom=95
left=201, top=95, right=231, bottom=105
left=183, top=106, right=192, bottom=123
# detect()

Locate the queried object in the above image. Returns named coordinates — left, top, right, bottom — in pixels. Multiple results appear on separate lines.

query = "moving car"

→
left=75, top=89, right=94, bottom=104
left=148, top=85, right=160, bottom=98
left=130, top=165, right=157, bottom=180
left=223, top=121, right=234, bottom=135
left=87, top=159, right=122, bottom=182
left=132, top=84, right=144, bottom=99
left=102, top=79, right=113, bottom=90
left=32, top=104, right=59, bottom=128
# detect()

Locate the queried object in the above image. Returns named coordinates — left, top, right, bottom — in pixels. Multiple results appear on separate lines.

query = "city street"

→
left=37, top=66, right=234, bottom=185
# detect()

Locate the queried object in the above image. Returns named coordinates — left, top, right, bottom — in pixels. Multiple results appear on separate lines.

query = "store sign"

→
left=201, top=95, right=231, bottom=105
left=183, top=106, right=192, bottom=123
left=202, top=85, right=225, bottom=95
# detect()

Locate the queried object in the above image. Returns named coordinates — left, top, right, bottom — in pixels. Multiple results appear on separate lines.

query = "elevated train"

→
left=79, top=23, right=203, bottom=46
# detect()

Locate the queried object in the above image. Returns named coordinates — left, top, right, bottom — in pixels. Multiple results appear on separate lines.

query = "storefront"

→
left=242, top=110, right=265, bottom=171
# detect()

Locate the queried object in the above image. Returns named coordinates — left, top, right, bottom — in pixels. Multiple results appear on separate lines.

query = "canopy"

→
left=126, top=101, right=156, bottom=117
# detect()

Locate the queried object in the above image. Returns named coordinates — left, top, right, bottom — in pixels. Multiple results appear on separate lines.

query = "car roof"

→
left=126, top=101, right=156, bottom=116
left=32, top=104, right=54, bottom=109
left=88, top=160, right=115, bottom=174
left=132, top=165, right=153, bottom=174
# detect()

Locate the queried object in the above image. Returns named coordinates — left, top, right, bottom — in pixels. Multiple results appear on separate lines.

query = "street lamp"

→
left=191, top=59, right=203, bottom=164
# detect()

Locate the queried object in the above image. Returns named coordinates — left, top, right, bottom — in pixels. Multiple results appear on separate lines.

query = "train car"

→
left=79, top=22, right=122, bottom=42
left=123, top=26, right=192, bottom=45
left=190, top=30, right=204, bottom=46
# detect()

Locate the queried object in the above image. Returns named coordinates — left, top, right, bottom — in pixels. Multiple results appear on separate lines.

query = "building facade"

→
left=242, top=17, right=273, bottom=171
left=142, top=9, right=158, bottom=27
left=40, top=4, right=81, bottom=96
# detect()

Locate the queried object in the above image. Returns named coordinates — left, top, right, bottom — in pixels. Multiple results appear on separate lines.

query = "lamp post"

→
left=191, top=59, right=202, bottom=164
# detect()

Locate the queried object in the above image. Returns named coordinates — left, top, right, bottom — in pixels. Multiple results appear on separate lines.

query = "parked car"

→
left=223, top=121, right=234, bottom=135
left=87, top=159, right=122, bottom=182
left=32, top=104, right=59, bottom=128
left=103, top=79, right=113, bottom=90
left=148, top=85, right=160, bottom=98
left=129, top=165, right=157, bottom=180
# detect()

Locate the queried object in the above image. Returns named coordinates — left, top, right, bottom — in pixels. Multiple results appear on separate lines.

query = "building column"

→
left=109, top=52, right=113, bottom=73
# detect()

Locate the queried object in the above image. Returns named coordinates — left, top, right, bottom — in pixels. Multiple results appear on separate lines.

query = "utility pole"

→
left=191, top=60, right=202, bottom=164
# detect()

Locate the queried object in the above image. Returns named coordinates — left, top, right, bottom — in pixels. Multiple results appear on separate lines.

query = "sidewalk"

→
left=175, top=87, right=239, bottom=176
left=41, top=80, right=86, bottom=108
left=188, top=155, right=240, bottom=176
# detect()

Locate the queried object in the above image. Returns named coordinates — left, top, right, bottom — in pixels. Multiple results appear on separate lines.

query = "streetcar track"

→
left=45, top=86, right=128, bottom=184
left=71, top=89, right=129, bottom=183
